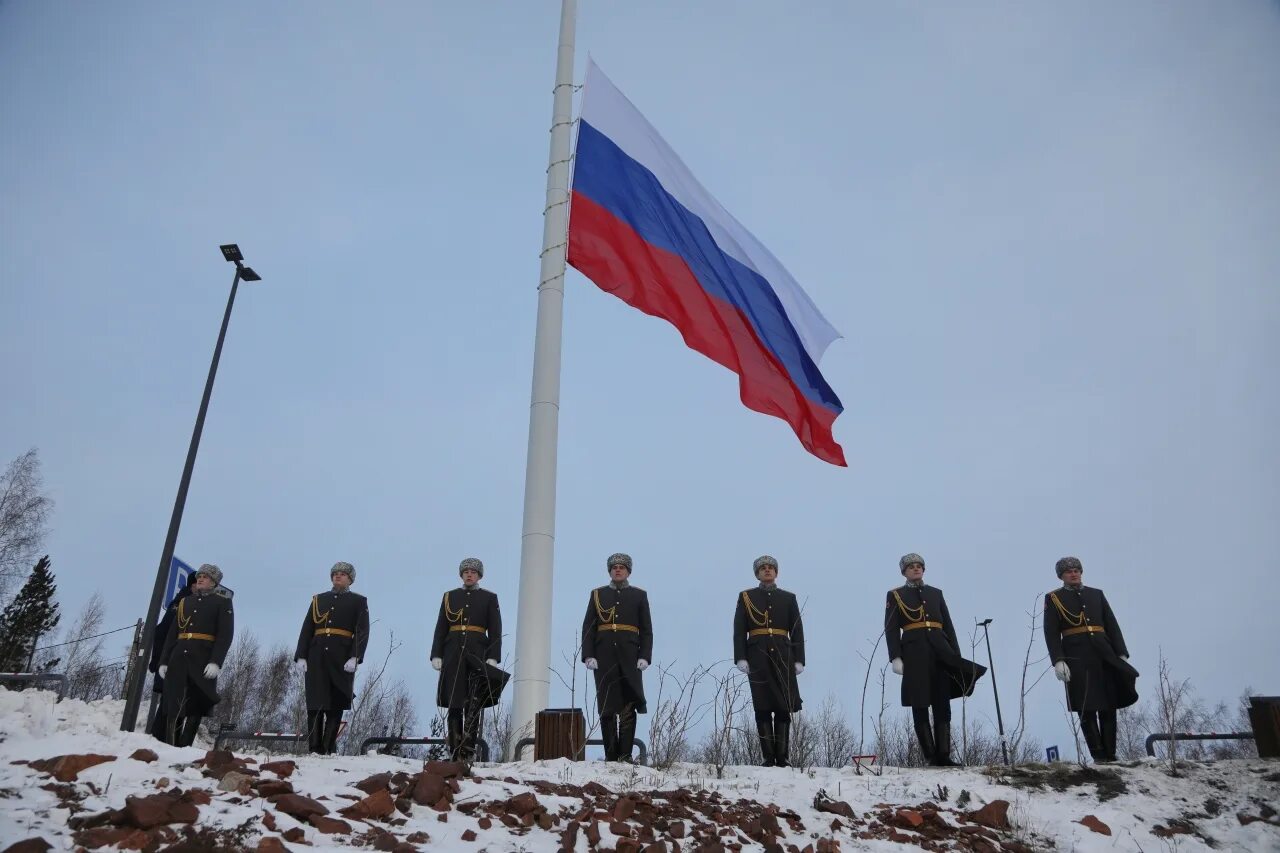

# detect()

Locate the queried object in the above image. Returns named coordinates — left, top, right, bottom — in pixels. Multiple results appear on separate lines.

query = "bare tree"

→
left=0, top=450, right=54, bottom=597
left=1007, top=597, right=1051, bottom=762
left=647, top=661, right=715, bottom=768
left=57, top=594, right=122, bottom=701
left=855, top=632, right=885, bottom=756
left=212, top=631, right=264, bottom=732
left=787, top=694, right=857, bottom=769
left=1155, top=650, right=1192, bottom=775
left=692, top=663, right=752, bottom=777
left=481, top=699, right=516, bottom=763
left=547, top=630, right=599, bottom=761
left=343, top=632, right=417, bottom=755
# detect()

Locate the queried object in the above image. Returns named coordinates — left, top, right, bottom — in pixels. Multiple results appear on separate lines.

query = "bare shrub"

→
left=692, top=663, right=753, bottom=777
left=647, top=661, right=714, bottom=768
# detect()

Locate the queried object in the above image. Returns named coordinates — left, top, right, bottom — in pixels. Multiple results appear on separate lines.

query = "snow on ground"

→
left=1, top=689, right=1277, bottom=852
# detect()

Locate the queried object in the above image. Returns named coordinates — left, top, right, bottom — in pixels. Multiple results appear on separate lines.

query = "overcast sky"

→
left=3, top=2, right=1278, bottom=758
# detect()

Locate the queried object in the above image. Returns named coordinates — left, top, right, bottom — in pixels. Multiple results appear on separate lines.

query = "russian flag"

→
left=567, top=61, right=847, bottom=466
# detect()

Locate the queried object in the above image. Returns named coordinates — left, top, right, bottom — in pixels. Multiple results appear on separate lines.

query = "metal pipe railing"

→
left=1144, top=731, right=1254, bottom=757
left=358, top=736, right=490, bottom=762
left=0, top=672, right=68, bottom=701
left=512, top=736, right=648, bottom=764
left=213, top=730, right=307, bottom=751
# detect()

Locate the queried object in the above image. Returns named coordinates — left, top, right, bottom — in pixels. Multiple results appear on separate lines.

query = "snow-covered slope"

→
left=1, top=689, right=1277, bottom=852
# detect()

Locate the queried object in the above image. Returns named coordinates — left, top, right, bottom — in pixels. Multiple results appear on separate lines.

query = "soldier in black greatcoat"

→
left=294, top=561, right=370, bottom=754
left=733, top=555, right=805, bottom=767
left=430, top=558, right=503, bottom=761
left=1044, top=556, right=1139, bottom=763
left=158, top=564, right=234, bottom=747
left=148, top=572, right=197, bottom=743
left=582, top=552, right=653, bottom=763
left=885, top=553, right=986, bottom=766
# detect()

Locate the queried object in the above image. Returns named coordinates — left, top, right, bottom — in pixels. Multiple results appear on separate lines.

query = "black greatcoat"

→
left=884, top=584, right=986, bottom=708
left=733, top=586, right=804, bottom=713
left=159, top=589, right=234, bottom=717
left=430, top=586, right=502, bottom=710
left=295, top=589, right=371, bottom=711
left=149, top=587, right=193, bottom=696
left=1043, top=585, right=1139, bottom=711
left=582, top=584, right=653, bottom=715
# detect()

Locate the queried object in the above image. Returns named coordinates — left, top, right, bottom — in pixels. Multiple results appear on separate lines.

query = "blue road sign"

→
left=1046, top=745, right=1060, bottom=762
left=164, top=557, right=195, bottom=612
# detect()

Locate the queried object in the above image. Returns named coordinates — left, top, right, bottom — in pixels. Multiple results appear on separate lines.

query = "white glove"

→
left=794, top=662, right=804, bottom=675
left=485, top=659, right=498, bottom=667
left=736, top=660, right=750, bottom=674
left=203, top=663, right=221, bottom=679
left=296, top=659, right=307, bottom=674
left=431, top=658, right=443, bottom=671
left=1054, top=661, right=1071, bottom=682
left=158, top=665, right=167, bottom=679
left=344, top=658, right=358, bottom=673
left=891, top=658, right=904, bottom=676
left=584, top=658, right=598, bottom=670
left=637, top=660, right=649, bottom=671
left=1120, top=655, right=1129, bottom=662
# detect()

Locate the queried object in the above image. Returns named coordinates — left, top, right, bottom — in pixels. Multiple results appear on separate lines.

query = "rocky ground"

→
left=1, top=691, right=1278, bottom=852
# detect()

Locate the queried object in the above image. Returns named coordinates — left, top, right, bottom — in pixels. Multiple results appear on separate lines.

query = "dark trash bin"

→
left=1247, top=696, right=1280, bottom=758
left=535, top=708, right=585, bottom=761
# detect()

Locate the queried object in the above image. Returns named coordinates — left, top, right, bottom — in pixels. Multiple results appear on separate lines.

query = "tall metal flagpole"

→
left=510, top=0, right=577, bottom=758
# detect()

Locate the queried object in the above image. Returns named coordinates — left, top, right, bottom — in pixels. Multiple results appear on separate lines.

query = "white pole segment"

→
left=510, top=0, right=576, bottom=759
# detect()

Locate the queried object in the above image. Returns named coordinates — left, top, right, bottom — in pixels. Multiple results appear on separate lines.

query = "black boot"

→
left=932, top=720, right=958, bottom=767
left=307, top=711, right=325, bottom=754
left=321, top=712, right=343, bottom=755
left=755, top=713, right=776, bottom=767
left=617, top=707, right=637, bottom=763
left=1080, top=712, right=1104, bottom=762
left=150, top=708, right=171, bottom=745
left=459, top=706, right=482, bottom=762
left=773, top=714, right=791, bottom=768
left=600, top=714, right=619, bottom=761
left=447, top=711, right=465, bottom=761
left=913, top=720, right=936, bottom=766
left=1099, top=711, right=1118, bottom=763
left=177, top=714, right=203, bottom=748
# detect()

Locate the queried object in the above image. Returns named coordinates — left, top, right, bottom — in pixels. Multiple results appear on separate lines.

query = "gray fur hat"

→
left=196, top=563, right=223, bottom=586
left=899, top=553, right=925, bottom=574
left=459, top=557, right=484, bottom=578
left=752, top=555, right=779, bottom=576
left=606, top=552, right=633, bottom=573
left=330, top=561, right=355, bottom=581
left=1055, top=556, right=1083, bottom=578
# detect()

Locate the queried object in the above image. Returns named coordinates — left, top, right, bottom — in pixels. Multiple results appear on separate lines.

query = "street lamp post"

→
left=119, top=245, right=262, bottom=732
left=978, top=618, right=1011, bottom=766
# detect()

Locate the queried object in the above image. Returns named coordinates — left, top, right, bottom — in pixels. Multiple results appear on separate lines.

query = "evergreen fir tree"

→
left=0, top=556, right=61, bottom=672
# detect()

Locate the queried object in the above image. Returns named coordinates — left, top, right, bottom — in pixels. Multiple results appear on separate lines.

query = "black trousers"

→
left=446, top=682, right=486, bottom=761
left=1078, top=709, right=1117, bottom=761
left=912, top=702, right=956, bottom=766
left=162, top=685, right=206, bottom=747
left=600, top=704, right=637, bottom=761
left=307, top=711, right=344, bottom=755
left=911, top=700, right=951, bottom=726
left=754, top=711, right=792, bottom=767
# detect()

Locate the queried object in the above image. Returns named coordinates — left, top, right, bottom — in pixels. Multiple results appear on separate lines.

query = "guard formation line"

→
left=147, top=553, right=1136, bottom=766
